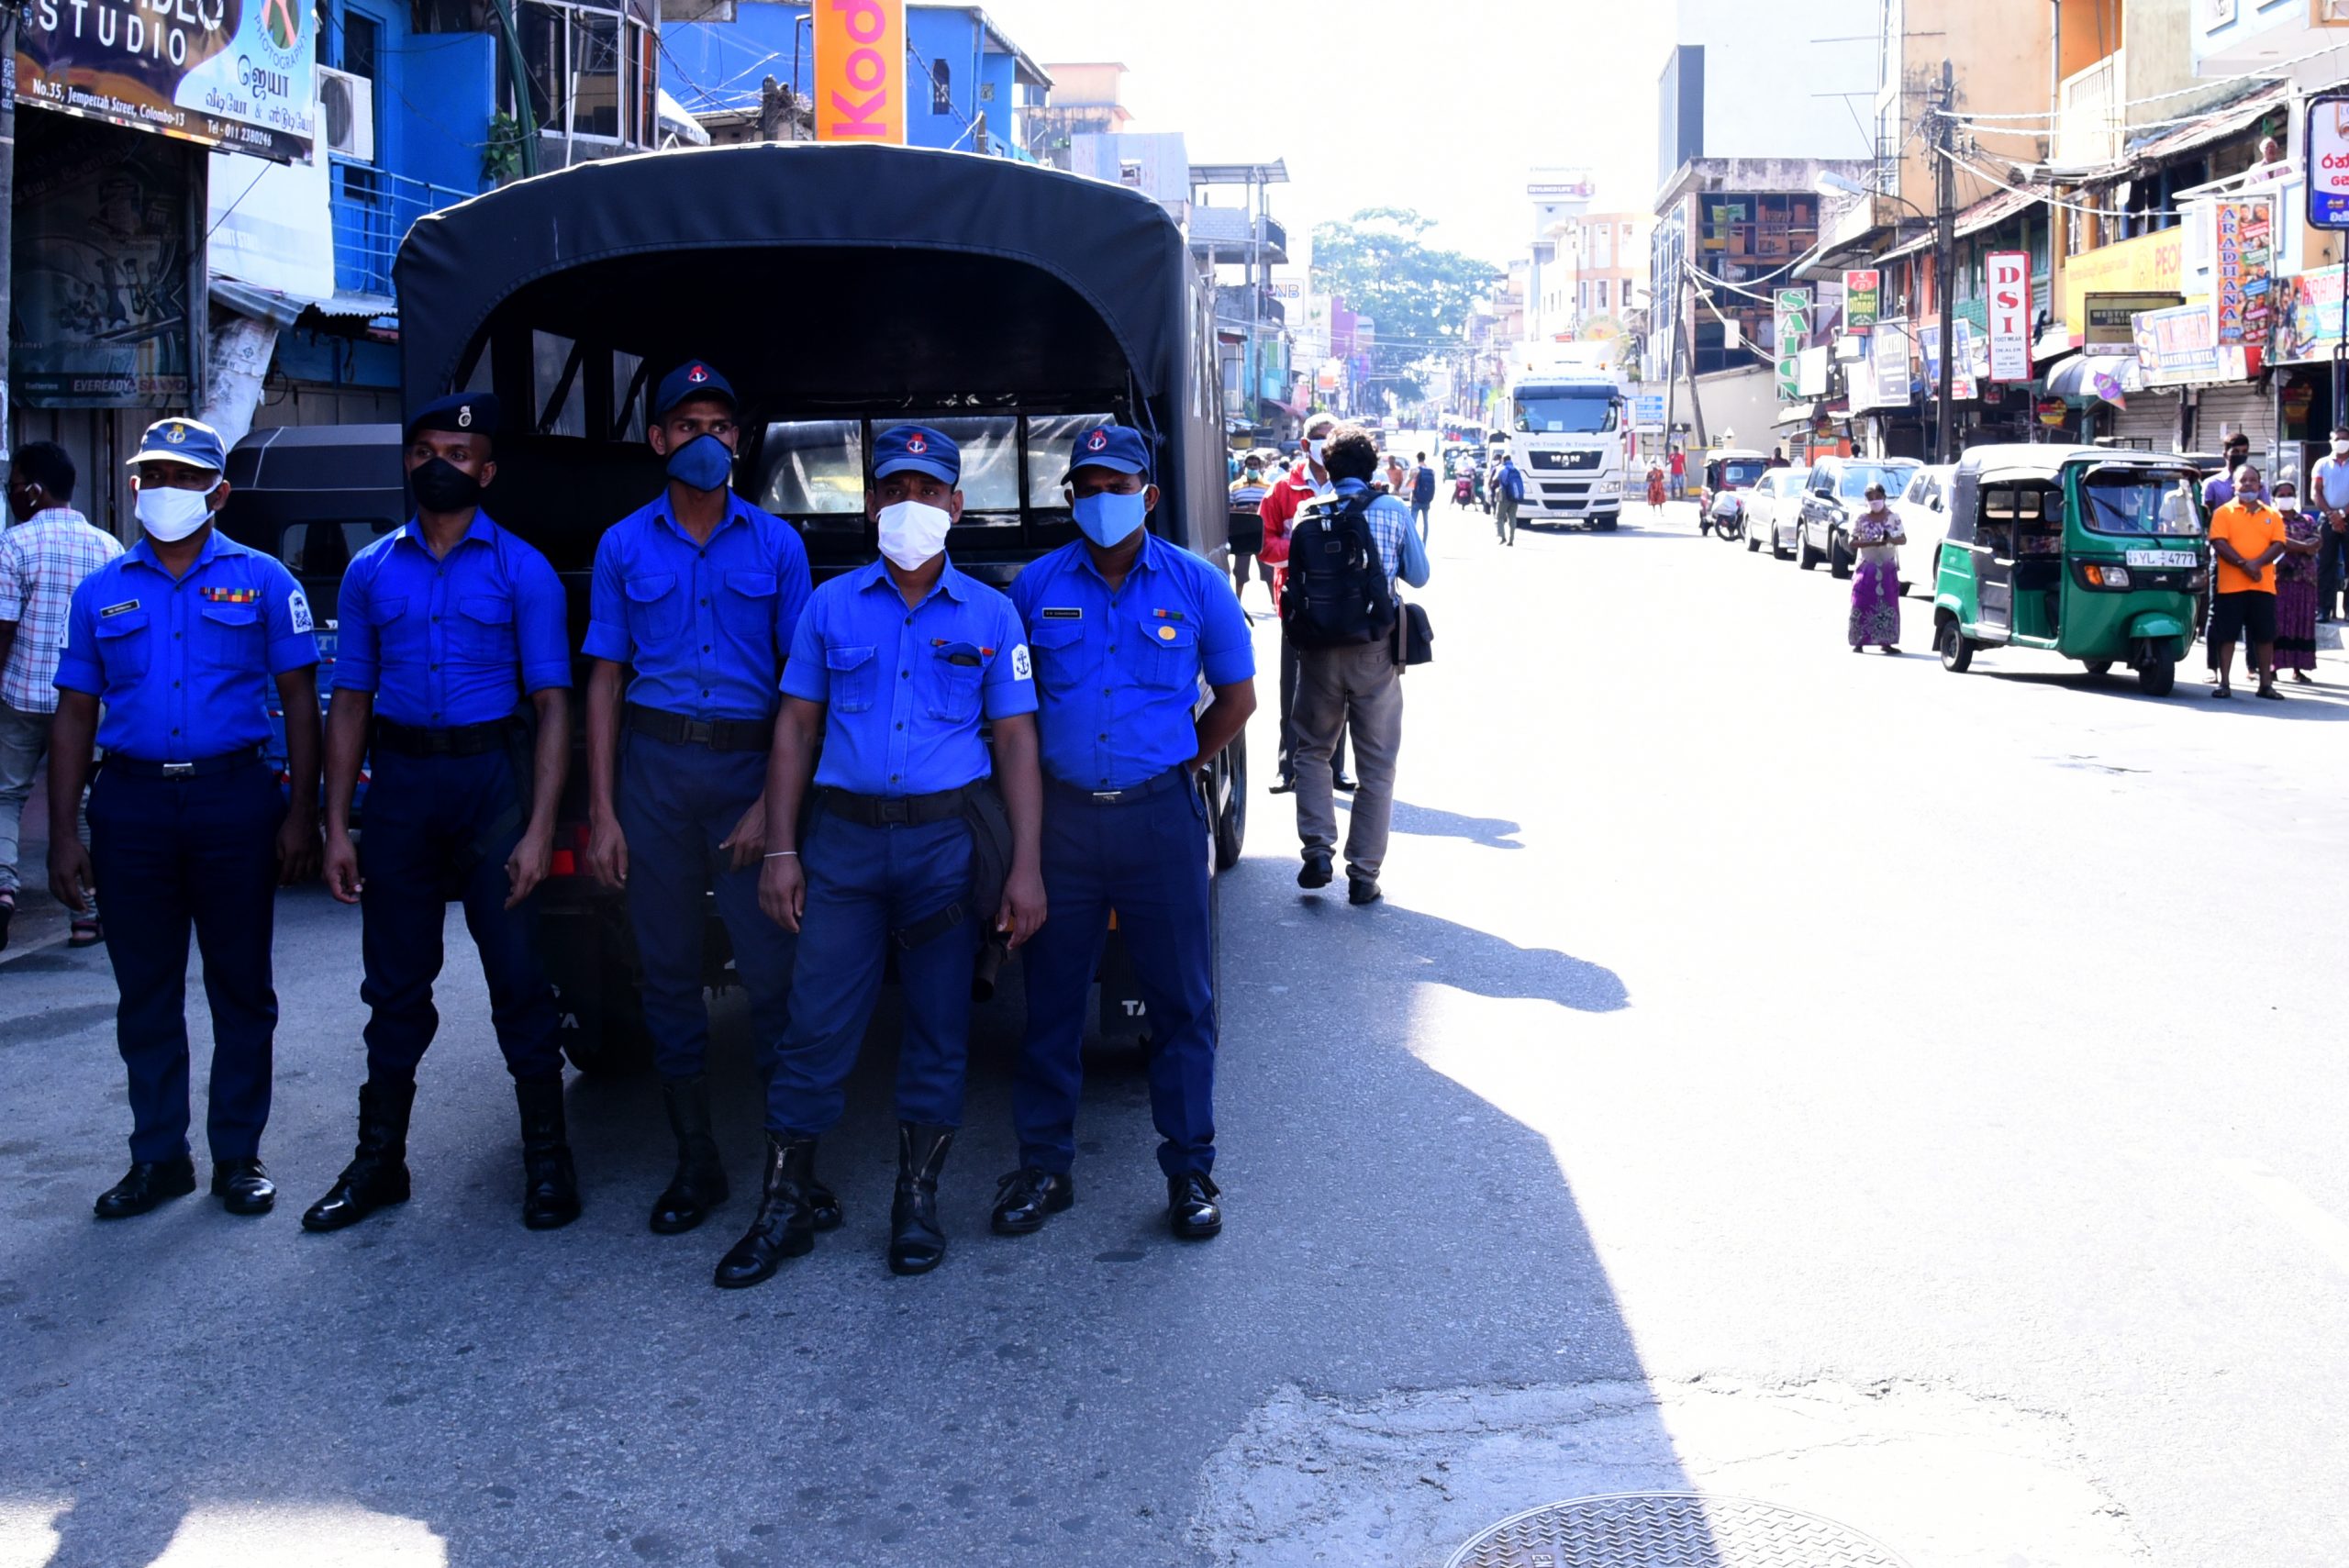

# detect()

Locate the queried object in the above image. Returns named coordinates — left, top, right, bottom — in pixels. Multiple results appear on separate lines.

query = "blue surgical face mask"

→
left=1071, top=488, right=1148, bottom=548
left=665, top=432, right=734, bottom=493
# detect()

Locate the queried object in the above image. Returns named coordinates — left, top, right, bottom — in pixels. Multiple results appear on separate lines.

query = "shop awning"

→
left=1774, top=403, right=1816, bottom=427
left=2044, top=352, right=2143, bottom=403
left=212, top=279, right=397, bottom=330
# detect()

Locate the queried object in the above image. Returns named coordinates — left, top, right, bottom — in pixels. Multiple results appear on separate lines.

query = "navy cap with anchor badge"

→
left=123, top=416, right=228, bottom=472
left=1061, top=422, right=1152, bottom=482
left=652, top=359, right=737, bottom=417
left=406, top=393, right=500, bottom=442
left=872, top=424, right=961, bottom=486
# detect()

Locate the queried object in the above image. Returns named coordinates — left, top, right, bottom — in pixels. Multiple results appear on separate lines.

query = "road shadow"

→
left=1966, top=663, right=2349, bottom=718
left=1380, top=799, right=1524, bottom=850
left=1289, top=892, right=1628, bottom=1013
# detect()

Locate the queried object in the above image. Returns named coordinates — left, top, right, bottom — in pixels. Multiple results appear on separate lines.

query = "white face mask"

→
left=875, top=498, right=953, bottom=571
left=135, top=484, right=213, bottom=542
left=2332, top=439, right=2347, bottom=457
left=1307, top=438, right=1329, bottom=463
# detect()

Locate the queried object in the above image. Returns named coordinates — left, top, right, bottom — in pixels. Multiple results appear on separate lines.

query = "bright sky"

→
left=981, top=0, right=1676, bottom=272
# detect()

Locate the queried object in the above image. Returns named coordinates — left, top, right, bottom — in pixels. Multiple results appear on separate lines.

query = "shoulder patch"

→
left=288, top=588, right=315, bottom=635
left=1010, top=644, right=1032, bottom=681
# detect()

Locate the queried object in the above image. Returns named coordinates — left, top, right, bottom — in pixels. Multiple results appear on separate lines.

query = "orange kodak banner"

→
left=814, top=0, right=907, bottom=144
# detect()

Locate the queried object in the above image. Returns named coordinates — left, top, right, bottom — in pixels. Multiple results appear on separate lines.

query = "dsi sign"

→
left=815, top=0, right=906, bottom=144
left=2307, top=95, right=2349, bottom=229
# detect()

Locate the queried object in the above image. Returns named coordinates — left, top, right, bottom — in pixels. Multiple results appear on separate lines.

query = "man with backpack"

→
left=1493, top=453, right=1526, bottom=546
left=1408, top=451, right=1437, bottom=542
left=1284, top=424, right=1430, bottom=906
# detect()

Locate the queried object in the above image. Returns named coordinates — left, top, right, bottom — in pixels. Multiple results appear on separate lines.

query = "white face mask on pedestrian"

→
left=875, top=498, right=953, bottom=571
left=134, top=484, right=215, bottom=542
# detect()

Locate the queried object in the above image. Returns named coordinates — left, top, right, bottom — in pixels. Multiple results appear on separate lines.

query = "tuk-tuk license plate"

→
left=2125, top=550, right=2197, bottom=568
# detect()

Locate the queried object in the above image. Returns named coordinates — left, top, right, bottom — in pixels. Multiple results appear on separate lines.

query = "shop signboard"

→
left=1920, top=321, right=1980, bottom=401
left=11, top=114, right=195, bottom=406
left=1843, top=269, right=1880, bottom=332
left=1986, top=250, right=2032, bottom=381
left=2309, top=95, right=2349, bottom=228
left=2060, top=228, right=2185, bottom=342
left=1774, top=287, right=1809, bottom=401
left=2274, top=262, right=2349, bottom=361
left=2209, top=197, right=2274, bottom=347
left=2133, top=301, right=2250, bottom=385
left=2085, top=291, right=2184, bottom=346
left=1798, top=344, right=1830, bottom=397
left=16, top=0, right=316, bottom=162
left=1870, top=316, right=1909, bottom=403
left=816, top=0, right=907, bottom=143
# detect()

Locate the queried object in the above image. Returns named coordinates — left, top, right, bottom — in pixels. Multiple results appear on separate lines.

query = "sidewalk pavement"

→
left=3, top=759, right=73, bottom=962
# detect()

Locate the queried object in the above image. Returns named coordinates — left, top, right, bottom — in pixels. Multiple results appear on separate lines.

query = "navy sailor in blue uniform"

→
left=716, top=424, right=1046, bottom=1287
left=998, top=424, right=1255, bottom=1241
left=580, top=360, right=815, bottom=1236
left=302, top=393, right=581, bottom=1233
left=49, top=416, right=322, bottom=1220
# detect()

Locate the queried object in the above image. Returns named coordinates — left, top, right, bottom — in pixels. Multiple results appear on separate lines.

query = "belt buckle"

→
left=685, top=720, right=714, bottom=746
left=161, top=762, right=194, bottom=778
left=878, top=796, right=911, bottom=825
left=1091, top=788, right=1125, bottom=802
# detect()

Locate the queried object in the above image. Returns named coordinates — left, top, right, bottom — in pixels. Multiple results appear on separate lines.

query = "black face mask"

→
left=410, top=456, right=483, bottom=513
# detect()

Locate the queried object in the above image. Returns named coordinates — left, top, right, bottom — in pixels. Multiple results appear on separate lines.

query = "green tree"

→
left=1309, top=207, right=1498, bottom=402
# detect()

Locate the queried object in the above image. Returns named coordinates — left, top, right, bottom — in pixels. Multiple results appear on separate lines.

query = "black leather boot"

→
left=649, top=1074, right=728, bottom=1234
left=714, top=1134, right=819, bottom=1288
left=515, top=1077, right=581, bottom=1230
left=886, top=1122, right=955, bottom=1275
left=301, top=1080, right=417, bottom=1233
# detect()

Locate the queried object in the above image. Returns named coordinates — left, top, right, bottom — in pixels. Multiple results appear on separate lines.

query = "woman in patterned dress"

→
left=1847, top=483, right=1905, bottom=653
left=2271, top=479, right=2322, bottom=684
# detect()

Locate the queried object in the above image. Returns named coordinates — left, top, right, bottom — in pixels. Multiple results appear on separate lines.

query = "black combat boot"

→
left=649, top=1074, right=728, bottom=1234
left=886, top=1122, right=955, bottom=1276
left=301, top=1079, right=417, bottom=1233
left=713, top=1135, right=820, bottom=1288
left=515, top=1077, right=581, bottom=1230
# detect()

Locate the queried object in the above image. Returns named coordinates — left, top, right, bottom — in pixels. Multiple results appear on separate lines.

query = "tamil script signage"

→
left=1773, top=287, right=1809, bottom=402
left=815, top=0, right=907, bottom=143
left=1986, top=250, right=2032, bottom=381
left=2133, top=301, right=2250, bottom=385
left=16, top=0, right=316, bottom=162
left=1843, top=269, right=1880, bottom=332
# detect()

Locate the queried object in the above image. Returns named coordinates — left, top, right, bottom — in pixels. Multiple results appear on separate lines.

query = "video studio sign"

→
left=16, top=0, right=316, bottom=162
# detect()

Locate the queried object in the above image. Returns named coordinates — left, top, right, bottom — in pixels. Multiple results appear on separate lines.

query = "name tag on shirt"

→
left=98, top=599, right=139, bottom=617
left=1039, top=606, right=1083, bottom=620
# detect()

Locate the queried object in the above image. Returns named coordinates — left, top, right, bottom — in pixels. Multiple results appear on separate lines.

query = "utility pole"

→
left=0, top=3, right=17, bottom=463
left=1934, top=58, right=1957, bottom=466
left=1680, top=274, right=1709, bottom=450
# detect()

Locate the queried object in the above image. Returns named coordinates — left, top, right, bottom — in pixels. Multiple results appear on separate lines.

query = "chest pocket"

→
left=924, top=642, right=985, bottom=724
left=1024, top=617, right=1090, bottom=695
left=825, top=644, right=877, bottom=714
left=197, top=602, right=265, bottom=671
left=94, top=608, right=153, bottom=680
left=625, top=573, right=684, bottom=644
left=719, top=570, right=778, bottom=642
left=1133, top=612, right=1200, bottom=692
left=455, top=595, right=515, bottom=662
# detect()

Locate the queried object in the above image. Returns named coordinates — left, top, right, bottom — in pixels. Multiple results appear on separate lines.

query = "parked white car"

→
left=1744, top=468, right=1810, bottom=558
left=1894, top=462, right=1957, bottom=596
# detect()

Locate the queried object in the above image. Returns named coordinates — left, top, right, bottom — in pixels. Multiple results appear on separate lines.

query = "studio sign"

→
left=16, top=0, right=317, bottom=162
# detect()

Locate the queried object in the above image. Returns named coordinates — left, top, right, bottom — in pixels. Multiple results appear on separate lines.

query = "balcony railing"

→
left=2055, top=50, right=2124, bottom=169
left=331, top=167, right=476, bottom=297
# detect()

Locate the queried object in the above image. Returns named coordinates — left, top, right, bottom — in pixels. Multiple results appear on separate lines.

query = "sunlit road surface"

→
left=2, top=496, right=2343, bottom=1567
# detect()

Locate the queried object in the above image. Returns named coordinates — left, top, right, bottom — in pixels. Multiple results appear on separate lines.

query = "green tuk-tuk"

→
left=1932, top=444, right=2206, bottom=696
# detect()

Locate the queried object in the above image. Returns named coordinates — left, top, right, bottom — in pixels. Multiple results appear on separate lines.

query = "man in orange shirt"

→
left=2206, top=463, right=2289, bottom=700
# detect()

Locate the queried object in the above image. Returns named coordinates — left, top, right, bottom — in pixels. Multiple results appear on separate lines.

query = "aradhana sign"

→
left=17, top=0, right=317, bottom=163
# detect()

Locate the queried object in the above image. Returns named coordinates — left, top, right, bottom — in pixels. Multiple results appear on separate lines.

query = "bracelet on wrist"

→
left=763, top=850, right=798, bottom=860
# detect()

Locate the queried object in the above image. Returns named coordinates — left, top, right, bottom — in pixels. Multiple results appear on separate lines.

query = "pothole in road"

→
left=1191, top=1378, right=2148, bottom=1568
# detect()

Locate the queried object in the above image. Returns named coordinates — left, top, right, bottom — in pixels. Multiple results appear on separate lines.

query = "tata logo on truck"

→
left=816, top=0, right=907, bottom=145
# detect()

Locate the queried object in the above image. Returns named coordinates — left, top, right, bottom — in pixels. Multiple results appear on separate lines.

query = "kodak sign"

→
left=815, top=0, right=907, bottom=144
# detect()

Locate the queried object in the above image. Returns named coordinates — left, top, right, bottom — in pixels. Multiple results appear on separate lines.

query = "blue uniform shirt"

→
left=1011, top=532, right=1253, bottom=790
left=583, top=492, right=812, bottom=721
left=55, top=531, right=319, bottom=762
left=782, top=557, right=1035, bottom=796
left=331, top=511, right=571, bottom=727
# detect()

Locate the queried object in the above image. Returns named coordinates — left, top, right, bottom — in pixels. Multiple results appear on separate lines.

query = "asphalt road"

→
left=3, top=496, right=2346, bottom=1568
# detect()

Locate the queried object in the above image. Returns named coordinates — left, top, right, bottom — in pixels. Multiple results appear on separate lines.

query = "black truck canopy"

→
left=394, top=143, right=1218, bottom=581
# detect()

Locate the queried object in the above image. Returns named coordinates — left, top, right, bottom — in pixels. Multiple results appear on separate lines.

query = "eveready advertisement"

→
left=17, top=0, right=316, bottom=162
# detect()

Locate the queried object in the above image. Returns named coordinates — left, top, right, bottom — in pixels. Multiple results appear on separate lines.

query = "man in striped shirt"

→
left=0, top=442, right=121, bottom=948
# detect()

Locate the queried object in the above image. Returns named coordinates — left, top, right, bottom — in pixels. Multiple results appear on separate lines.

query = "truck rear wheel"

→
left=1212, top=733, right=1247, bottom=872
left=547, top=900, right=654, bottom=1076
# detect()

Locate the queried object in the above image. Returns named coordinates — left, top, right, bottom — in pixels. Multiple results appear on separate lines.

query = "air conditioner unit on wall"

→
left=318, top=66, right=375, bottom=162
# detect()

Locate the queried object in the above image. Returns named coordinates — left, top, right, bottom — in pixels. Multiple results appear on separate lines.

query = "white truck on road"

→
left=1499, top=366, right=1629, bottom=531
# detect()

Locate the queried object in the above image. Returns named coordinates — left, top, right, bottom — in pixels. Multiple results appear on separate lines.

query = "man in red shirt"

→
left=1259, top=413, right=1351, bottom=794
left=1667, top=446, right=1687, bottom=502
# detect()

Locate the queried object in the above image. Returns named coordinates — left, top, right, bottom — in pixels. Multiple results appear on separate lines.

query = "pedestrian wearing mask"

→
left=1847, top=484, right=1905, bottom=654
left=2203, top=433, right=2255, bottom=511
left=304, top=394, right=579, bottom=1233
left=49, top=417, right=322, bottom=1218
left=1258, top=413, right=1351, bottom=794
left=1286, top=424, right=1430, bottom=906
left=1227, top=453, right=1270, bottom=606
left=2308, top=426, right=2349, bottom=622
left=579, top=361, right=815, bottom=1237
left=2269, top=479, right=2321, bottom=685
left=721, top=425, right=1046, bottom=1287
left=0, top=440, right=120, bottom=950
left=998, top=424, right=1255, bottom=1243
left=2206, top=463, right=2289, bottom=701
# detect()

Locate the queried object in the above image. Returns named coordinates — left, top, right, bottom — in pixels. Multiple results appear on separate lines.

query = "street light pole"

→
left=1934, top=58, right=1957, bottom=465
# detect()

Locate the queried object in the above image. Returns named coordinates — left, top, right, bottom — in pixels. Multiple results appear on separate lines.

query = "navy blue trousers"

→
left=357, top=748, right=562, bottom=1085
left=1016, top=773, right=1217, bottom=1179
left=87, top=760, right=284, bottom=1163
left=618, top=733, right=796, bottom=1082
left=763, top=809, right=974, bottom=1137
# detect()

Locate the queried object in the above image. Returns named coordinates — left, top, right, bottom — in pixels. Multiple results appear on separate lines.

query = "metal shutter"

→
left=2108, top=390, right=2183, bottom=451
left=2194, top=381, right=2275, bottom=461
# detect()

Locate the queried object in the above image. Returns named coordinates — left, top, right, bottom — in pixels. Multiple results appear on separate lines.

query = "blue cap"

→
left=872, top=424, right=960, bottom=486
left=1062, top=422, right=1152, bottom=482
left=125, top=416, right=227, bottom=472
left=405, top=393, right=499, bottom=442
left=652, top=359, right=736, bottom=417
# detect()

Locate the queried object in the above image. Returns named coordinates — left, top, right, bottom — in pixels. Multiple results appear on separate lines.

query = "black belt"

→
left=104, top=747, right=262, bottom=780
left=624, top=703, right=773, bottom=752
left=819, top=782, right=978, bottom=828
left=1047, top=767, right=1192, bottom=806
left=373, top=717, right=518, bottom=758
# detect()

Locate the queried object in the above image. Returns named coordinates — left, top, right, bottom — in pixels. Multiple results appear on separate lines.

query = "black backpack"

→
left=1283, top=488, right=1397, bottom=651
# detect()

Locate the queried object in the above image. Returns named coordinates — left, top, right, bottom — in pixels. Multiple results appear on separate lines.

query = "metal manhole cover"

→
left=1445, top=1491, right=1912, bottom=1568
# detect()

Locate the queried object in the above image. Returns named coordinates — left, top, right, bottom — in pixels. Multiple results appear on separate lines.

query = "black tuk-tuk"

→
left=365, top=143, right=1246, bottom=1072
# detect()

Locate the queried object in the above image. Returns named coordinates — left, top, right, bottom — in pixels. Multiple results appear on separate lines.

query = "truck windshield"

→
left=1716, top=459, right=1767, bottom=489
left=756, top=415, right=1027, bottom=530
left=1513, top=393, right=1618, bottom=434
left=2080, top=471, right=2202, bottom=537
